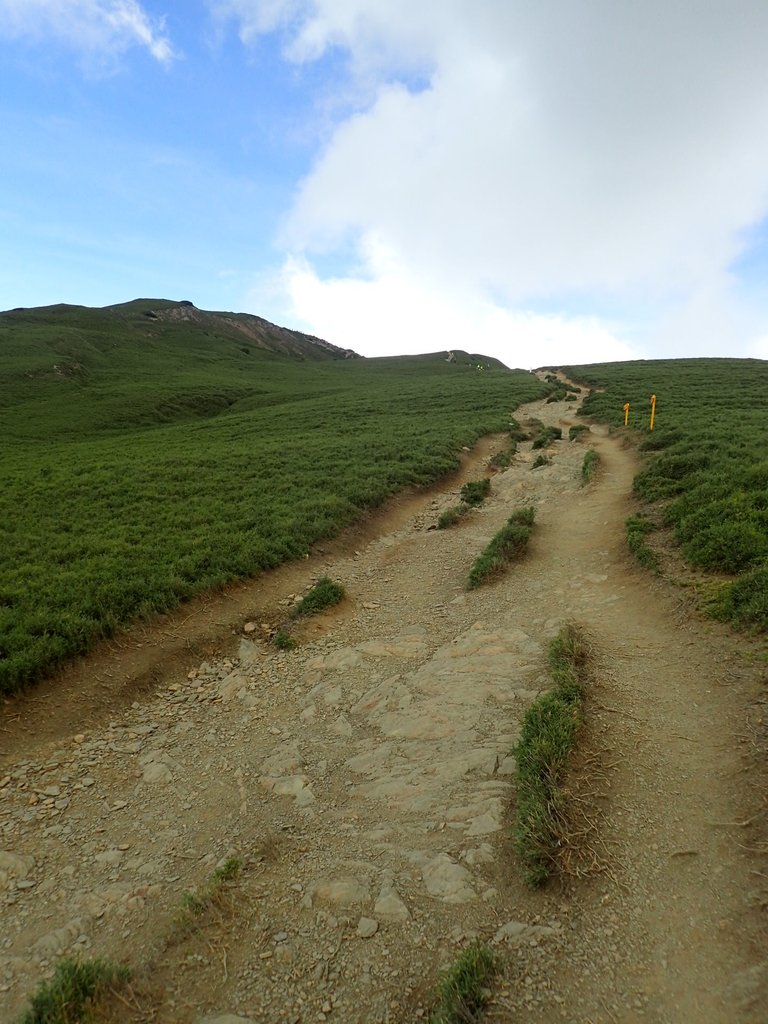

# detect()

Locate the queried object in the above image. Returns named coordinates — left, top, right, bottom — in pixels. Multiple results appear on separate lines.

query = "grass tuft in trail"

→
left=625, top=515, right=660, bottom=571
left=569, top=423, right=589, bottom=441
left=177, top=857, right=242, bottom=933
left=531, top=425, right=563, bottom=449
left=581, top=448, right=599, bottom=484
left=488, top=446, right=515, bottom=470
left=429, top=943, right=496, bottom=1024
left=19, top=957, right=130, bottom=1024
left=459, top=478, right=491, bottom=506
left=437, top=503, right=471, bottom=529
left=531, top=454, right=550, bottom=469
left=467, top=507, right=535, bottom=589
left=290, top=577, right=345, bottom=618
left=513, top=624, right=591, bottom=887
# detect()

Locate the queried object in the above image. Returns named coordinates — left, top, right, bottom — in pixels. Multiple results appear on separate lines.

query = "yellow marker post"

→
left=623, top=402, right=630, bottom=427
left=649, top=394, right=657, bottom=432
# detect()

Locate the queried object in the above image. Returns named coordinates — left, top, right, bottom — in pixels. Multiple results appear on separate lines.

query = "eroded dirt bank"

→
left=1, top=389, right=765, bottom=1023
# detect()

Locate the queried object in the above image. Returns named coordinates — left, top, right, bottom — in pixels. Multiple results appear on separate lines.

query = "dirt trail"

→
left=1, top=388, right=765, bottom=1023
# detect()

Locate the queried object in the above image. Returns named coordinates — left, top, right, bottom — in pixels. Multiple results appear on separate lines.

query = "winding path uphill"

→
left=1, top=384, right=766, bottom=1023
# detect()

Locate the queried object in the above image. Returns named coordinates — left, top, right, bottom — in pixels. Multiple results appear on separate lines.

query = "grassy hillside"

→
left=561, top=358, right=768, bottom=632
left=0, top=300, right=546, bottom=693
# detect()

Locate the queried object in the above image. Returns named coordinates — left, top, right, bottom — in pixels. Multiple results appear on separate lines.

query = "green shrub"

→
left=459, top=478, right=491, bottom=506
left=273, top=629, right=296, bottom=651
left=437, top=503, right=470, bottom=529
left=19, top=958, right=130, bottom=1024
left=508, top=418, right=528, bottom=442
left=467, top=507, right=535, bottom=588
left=488, top=446, right=515, bottom=469
left=711, top=562, right=768, bottom=631
left=569, top=424, right=589, bottom=441
left=290, top=576, right=345, bottom=618
left=581, top=448, right=599, bottom=484
left=683, top=520, right=768, bottom=573
left=531, top=426, right=562, bottom=449
left=625, top=514, right=660, bottom=571
left=430, top=943, right=496, bottom=1024
left=513, top=624, right=590, bottom=886
left=531, top=454, right=550, bottom=469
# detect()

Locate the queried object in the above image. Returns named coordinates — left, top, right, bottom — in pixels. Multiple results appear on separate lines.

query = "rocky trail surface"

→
left=1, top=385, right=766, bottom=1024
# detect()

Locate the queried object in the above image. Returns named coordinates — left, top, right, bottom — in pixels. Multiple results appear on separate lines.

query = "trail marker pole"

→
left=623, top=402, right=630, bottom=427
left=650, top=394, right=657, bottom=432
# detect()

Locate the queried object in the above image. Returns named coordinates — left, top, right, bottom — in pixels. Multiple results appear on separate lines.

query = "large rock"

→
left=422, top=854, right=475, bottom=903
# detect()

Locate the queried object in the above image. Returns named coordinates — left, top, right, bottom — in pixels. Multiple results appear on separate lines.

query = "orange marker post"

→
left=623, top=402, right=630, bottom=427
left=649, top=394, right=657, bottom=432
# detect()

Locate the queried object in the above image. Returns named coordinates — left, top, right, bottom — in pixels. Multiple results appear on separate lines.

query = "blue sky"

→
left=3, top=1, right=768, bottom=366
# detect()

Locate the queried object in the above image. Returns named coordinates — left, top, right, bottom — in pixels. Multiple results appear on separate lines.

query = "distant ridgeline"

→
left=562, top=358, right=768, bottom=633
left=0, top=298, right=547, bottom=692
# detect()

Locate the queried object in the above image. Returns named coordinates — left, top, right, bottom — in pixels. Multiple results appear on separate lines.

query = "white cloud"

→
left=0, top=0, right=175, bottom=65
left=224, top=1, right=768, bottom=360
left=269, top=251, right=641, bottom=368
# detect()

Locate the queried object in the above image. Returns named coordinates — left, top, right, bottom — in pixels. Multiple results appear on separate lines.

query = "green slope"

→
left=0, top=300, right=546, bottom=692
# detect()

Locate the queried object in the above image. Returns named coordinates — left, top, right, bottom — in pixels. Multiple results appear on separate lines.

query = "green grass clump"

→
left=710, top=563, right=768, bottom=631
left=625, top=514, right=660, bottom=571
left=508, top=417, right=528, bottom=442
left=459, top=478, right=491, bottom=506
left=437, top=503, right=471, bottom=529
left=514, top=624, right=590, bottom=887
left=531, top=425, right=563, bottom=449
left=290, top=577, right=345, bottom=618
left=178, top=857, right=242, bottom=924
left=272, top=628, right=297, bottom=651
left=545, top=385, right=568, bottom=403
left=569, top=424, right=589, bottom=441
left=429, top=943, right=496, bottom=1024
left=581, top=448, right=599, bottom=484
left=531, top=454, right=551, bottom=469
left=0, top=302, right=549, bottom=693
left=19, top=957, right=130, bottom=1024
left=488, top=447, right=514, bottom=470
left=562, top=357, right=768, bottom=632
left=467, top=507, right=535, bottom=589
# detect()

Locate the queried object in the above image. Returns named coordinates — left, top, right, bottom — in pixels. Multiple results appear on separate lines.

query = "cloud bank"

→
left=220, top=0, right=768, bottom=364
left=0, top=0, right=175, bottom=65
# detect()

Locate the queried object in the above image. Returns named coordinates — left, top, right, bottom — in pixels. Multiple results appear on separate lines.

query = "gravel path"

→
left=1, top=385, right=765, bottom=1023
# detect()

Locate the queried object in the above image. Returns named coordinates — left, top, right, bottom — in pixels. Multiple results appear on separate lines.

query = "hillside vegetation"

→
left=562, top=358, right=768, bottom=631
left=0, top=300, right=546, bottom=693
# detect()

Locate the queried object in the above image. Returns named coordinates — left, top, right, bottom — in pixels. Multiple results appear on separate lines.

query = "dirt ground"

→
left=1, top=383, right=766, bottom=1024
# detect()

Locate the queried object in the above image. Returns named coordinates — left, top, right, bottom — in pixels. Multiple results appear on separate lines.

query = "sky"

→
left=3, top=2, right=768, bottom=367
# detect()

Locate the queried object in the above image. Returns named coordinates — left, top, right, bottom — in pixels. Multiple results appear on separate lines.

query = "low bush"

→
left=513, top=624, right=590, bottom=886
left=625, top=514, right=659, bottom=571
left=272, top=628, right=296, bottom=651
left=19, top=957, right=130, bottom=1024
left=290, top=577, right=345, bottom=618
left=531, top=454, right=550, bottom=469
left=531, top=426, right=563, bottom=449
left=711, top=562, right=768, bottom=631
left=489, top=446, right=515, bottom=470
left=581, top=449, right=599, bottom=484
left=467, top=507, right=535, bottom=588
left=569, top=424, right=589, bottom=441
left=508, top=417, right=528, bottom=442
left=459, top=478, right=491, bottom=506
left=429, top=943, right=496, bottom=1024
left=437, top=503, right=470, bottom=529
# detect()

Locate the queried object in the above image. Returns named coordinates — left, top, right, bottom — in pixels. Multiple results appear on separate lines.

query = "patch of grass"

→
left=272, top=628, right=297, bottom=651
left=488, top=447, right=514, bottom=470
left=508, top=417, right=528, bottom=442
left=513, top=624, right=590, bottom=887
left=625, top=514, right=660, bottom=571
left=290, top=576, right=345, bottom=618
left=437, top=503, right=471, bottom=529
left=531, top=425, right=563, bottom=449
left=429, top=943, right=496, bottom=1024
left=565, top=392, right=579, bottom=401
left=562, top=358, right=768, bottom=631
left=545, top=385, right=568, bottom=403
left=19, top=957, right=130, bottom=1024
left=177, top=857, right=243, bottom=931
left=467, top=507, right=535, bottom=589
left=569, top=424, right=589, bottom=441
left=531, top=454, right=551, bottom=469
left=459, top=478, right=491, bottom=506
left=581, top=448, right=599, bottom=484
